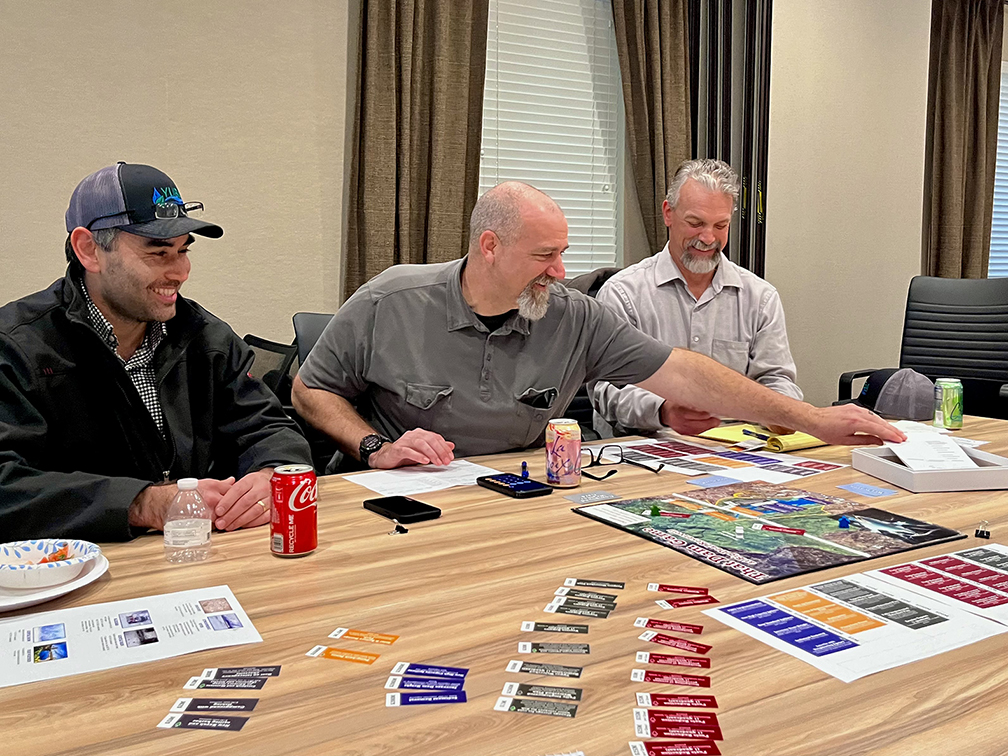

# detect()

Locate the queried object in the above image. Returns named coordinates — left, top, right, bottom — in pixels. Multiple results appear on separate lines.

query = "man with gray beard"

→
left=591, top=159, right=802, bottom=436
left=293, top=181, right=900, bottom=471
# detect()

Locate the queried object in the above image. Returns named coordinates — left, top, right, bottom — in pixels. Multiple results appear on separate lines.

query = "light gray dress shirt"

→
left=298, top=257, right=671, bottom=457
left=591, top=245, right=801, bottom=434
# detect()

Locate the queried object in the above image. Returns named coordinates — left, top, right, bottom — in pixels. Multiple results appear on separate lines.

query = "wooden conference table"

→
left=4, top=418, right=1008, bottom=756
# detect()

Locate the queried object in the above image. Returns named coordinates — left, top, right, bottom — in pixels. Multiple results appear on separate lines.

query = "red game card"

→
left=656, top=595, right=720, bottom=609
left=631, top=669, right=710, bottom=687
left=629, top=740, right=721, bottom=756
left=635, top=721, right=723, bottom=740
left=634, top=708, right=719, bottom=727
left=647, top=583, right=709, bottom=595
left=639, top=631, right=712, bottom=655
left=634, top=618, right=704, bottom=635
left=636, top=693, right=718, bottom=708
left=636, top=651, right=711, bottom=669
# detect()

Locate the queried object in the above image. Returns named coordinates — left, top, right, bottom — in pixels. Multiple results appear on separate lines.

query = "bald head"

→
left=468, top=181, right=562, bottom=249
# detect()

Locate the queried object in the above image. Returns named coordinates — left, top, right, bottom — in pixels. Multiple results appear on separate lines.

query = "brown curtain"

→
left=611, top=0, right=692, bottom=253
left=922, top=0, right=1004, bottom=278
left=344, top=0, right=489, bottom=299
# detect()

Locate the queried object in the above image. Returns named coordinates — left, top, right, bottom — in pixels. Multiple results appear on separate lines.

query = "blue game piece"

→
left=521, top=461, right=529, bottom=479
left=838, top=516, right=850, bottom=529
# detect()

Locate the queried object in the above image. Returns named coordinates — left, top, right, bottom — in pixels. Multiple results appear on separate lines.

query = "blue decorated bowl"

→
left=0, top=539, right=102, bottom=589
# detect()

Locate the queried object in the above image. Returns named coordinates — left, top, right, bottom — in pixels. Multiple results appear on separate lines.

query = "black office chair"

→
left=290, top=312, right=339, bottom=473
left=838, top=276, right=1008, bottom=419
left=292, top=312, right=335, bottom=367
left=242, top=334, right=298, bottom=405
left=560, top=267, right=622, bottom=440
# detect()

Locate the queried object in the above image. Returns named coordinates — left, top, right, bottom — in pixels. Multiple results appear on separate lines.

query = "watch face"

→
left=361, top=434, right=384, bottom=453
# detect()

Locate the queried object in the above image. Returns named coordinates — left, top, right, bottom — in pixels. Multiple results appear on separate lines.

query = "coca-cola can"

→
left=270, top=464, right=318, bottom=556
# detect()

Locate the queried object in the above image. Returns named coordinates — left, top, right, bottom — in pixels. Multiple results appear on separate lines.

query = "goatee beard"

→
left=680, top=242, right=721, bottom=274
left=517, top=274, right=554, bottom=320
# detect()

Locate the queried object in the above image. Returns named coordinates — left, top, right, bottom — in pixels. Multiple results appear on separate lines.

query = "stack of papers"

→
left=885, top=426, right=977, bottom=472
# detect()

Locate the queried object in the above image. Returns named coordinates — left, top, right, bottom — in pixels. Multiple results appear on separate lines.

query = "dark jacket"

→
left=0, top=270, right=312, bottom=542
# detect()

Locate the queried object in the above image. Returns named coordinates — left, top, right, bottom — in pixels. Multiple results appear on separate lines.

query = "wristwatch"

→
left=359, top=433, right=391, bottom=468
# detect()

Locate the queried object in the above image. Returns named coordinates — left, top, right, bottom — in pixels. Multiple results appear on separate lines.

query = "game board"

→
left=573, top=482, right=963, bottom=584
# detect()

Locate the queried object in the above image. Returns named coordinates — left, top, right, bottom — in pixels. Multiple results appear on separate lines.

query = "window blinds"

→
left=989, top=69, right=1008, bottom=278
left=479, top=0, right=623, bottom=276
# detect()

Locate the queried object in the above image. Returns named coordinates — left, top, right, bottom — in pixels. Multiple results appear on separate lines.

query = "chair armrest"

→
left=838, top=369, right=878, bottom=402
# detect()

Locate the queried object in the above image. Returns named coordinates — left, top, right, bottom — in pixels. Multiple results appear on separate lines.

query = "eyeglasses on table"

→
left=581, top=444, right=666, bottom=481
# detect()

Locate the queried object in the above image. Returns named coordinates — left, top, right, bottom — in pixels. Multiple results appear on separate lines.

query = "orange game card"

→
left=305, top=645, right=381, bottom=664
left=329, top=627, right=399, bottom=645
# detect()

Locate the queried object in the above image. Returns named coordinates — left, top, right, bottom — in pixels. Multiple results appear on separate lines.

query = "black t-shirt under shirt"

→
left=476, top=309, right=517, bottom=333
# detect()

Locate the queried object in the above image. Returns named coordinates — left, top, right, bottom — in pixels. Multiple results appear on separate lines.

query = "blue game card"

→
left=687, top=475, right=743, bottom=488
left=837, top=482, right=897, bottom=498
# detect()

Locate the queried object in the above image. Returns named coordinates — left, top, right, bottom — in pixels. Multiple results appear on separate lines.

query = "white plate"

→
left=0, top=554, right=109, bottom=614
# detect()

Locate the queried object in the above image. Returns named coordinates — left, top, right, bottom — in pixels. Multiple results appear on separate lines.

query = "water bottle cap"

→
left=177, top=478, right=199, bottom=490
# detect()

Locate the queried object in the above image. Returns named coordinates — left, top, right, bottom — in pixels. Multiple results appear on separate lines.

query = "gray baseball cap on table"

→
left=65, top=162, right=223, bottom=240
left=852, top=367, right=935, bottom=420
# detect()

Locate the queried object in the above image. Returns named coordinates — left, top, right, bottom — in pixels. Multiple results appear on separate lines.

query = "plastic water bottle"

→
left=163, top=478, right=212, bottom=563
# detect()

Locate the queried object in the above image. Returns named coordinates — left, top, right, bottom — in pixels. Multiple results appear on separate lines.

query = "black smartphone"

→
left=476, top=473, right=553, bottom=498
left=363, top=496, right=441, bottom=523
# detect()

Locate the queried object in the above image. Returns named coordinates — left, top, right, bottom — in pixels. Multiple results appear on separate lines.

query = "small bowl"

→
left=0, top=539, right=102, bottom=589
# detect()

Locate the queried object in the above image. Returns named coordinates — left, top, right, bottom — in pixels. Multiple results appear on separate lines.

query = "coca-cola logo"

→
left=287, top=478, right=318, bottom=512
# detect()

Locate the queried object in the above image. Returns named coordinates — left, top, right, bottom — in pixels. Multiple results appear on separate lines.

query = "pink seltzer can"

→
left=270, top=464, right=318, bottom=556
left=546, top=418, right=581, bottom=487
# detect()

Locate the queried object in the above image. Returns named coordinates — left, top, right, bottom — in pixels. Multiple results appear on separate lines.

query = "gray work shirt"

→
left=591, top=246, right=801, bottom=434
left=298, top=257, right=671, bottom=456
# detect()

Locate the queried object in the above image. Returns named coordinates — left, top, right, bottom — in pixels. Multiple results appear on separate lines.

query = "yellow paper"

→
left=697, top=424, right=826, bottom=452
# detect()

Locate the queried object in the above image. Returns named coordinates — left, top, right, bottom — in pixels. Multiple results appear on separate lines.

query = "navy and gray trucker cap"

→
left=65, top=162, right=223, bottom=240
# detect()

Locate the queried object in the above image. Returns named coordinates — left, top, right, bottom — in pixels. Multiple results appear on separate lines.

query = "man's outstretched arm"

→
left=637, top=348, right=905, bottom=446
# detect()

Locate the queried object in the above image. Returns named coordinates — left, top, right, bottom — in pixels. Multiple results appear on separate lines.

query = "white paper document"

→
left=345, top=459, right=501, bottom=496
left=884, top=433, right=977, bottom=471
left=705, top=572, right=1006, bottom=683
left=867, top=543, right=1008, bottom=625
left=0, top=585, right=260, bottom=688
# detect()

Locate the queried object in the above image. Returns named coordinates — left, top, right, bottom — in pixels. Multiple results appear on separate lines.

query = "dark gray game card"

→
left=170, top=698, right=259, bottom=713
left=563, top=491, right=618, bottom=504
left=518, top=642, right=590, bottom=655
left=552, top=596, right=617, bottom=611
left=521, top=621, right=589, bottom=634
left=201, top=666, right=280, bottom=679
left=157, top=713, right=248, bottom=731
left=544, top=603, right=611, bottom=619
left=555, top=587, right=618, bottom=602
left=184, top=677, right=267, bottom=690
left=502, top=681, right=583, bottom=701
left=506, top=659, right=583, bottom=677
left=494, top=696, right=578, bottom=718
left=564, top=578, right=625, bottom=590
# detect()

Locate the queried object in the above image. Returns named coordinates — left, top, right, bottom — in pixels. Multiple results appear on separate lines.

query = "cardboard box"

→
left=851, top=446, right=1008, bottom=493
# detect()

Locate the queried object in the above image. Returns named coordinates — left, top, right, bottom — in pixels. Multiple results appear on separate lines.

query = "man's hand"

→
left=197, top=477, right=235, bottom=510
left=128, top=485, right=175, bottom=531
left=805, top=405, right=906, bottom=446
left=214, top=469, right=274, bottom=531
left=660, top=403, right=721, bottom=436
left=369, top=429, right=455, bottom=468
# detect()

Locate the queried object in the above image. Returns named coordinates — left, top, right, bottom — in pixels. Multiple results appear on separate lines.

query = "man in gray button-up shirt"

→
left=593, top=159, right=801, bottom=435
left=292, top=182, right=902, bottom=470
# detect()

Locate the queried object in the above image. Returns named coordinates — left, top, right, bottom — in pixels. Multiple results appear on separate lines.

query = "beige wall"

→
left=764, top=0, right=931, bottom=407
left=0, top=0, right=359, bottom=343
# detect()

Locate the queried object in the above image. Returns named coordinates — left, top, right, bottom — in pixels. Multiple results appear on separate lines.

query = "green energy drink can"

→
left=933, top=378, right=963, bottom=429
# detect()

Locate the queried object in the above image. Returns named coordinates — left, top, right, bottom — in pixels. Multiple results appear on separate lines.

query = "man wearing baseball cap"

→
left=0, top=162, right=312, bottom=541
